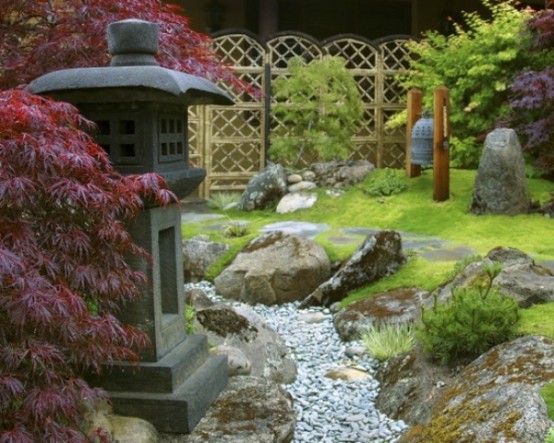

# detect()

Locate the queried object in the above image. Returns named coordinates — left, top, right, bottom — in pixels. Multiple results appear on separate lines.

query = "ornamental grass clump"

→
left=361, top=322, right=416, bottom=361
left=417, top=262, right=520, bottom=365
left=270, top=55, right=363, bottom=167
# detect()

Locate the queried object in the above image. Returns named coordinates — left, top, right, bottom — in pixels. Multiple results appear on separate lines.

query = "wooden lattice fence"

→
left=189, top=30, right=412, bottom=198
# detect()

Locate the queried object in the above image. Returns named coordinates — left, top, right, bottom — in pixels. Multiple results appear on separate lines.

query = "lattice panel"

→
left=211, top=33, right=265, bottom=67
left=267, top=34, right=323, bottom=69
left=383, top=75, right=407, bottom=104
left=323, top=37, right=378, bottom=70
left=350, top=142, right=378, bottom=164
left=354, top=74, right=377, bottom=103
left=381, top=142, right=406, bottom=168
left=193, top=31, right=412, bottom=198
left=210, top=108, right=262, bottom=139
left=210, top=142, right=263, bottom=174
left=379, top=38, right=412, bottom=71
left=354, top=108, right=377, bottom=138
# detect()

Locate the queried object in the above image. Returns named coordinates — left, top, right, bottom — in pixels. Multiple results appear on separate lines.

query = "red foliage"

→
left=0, top=0, right=252, bottom=95
left=0, top=89, right=176, bottom=442
left=509, top=9, right=554, bottom=177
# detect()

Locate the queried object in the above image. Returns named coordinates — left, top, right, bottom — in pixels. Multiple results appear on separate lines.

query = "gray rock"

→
left=194, top=303, right=297, bottom=384
left=214, top=231, right=331, bottom=305
left=276, top=192, right=317, bottom=214
left=311, top=160, right=374, bottom=187
left=182, top=235, right=229, bottom=282
left=470, top=128, right=531, bottom=215
left=82, top=400, right=159, bottom=443
left=210, top=345, right=251, bottom=376
left=334, top=288, right=430, bottom=341
left=399, top=336, right=554, bottom=443
left=375, top=344, right=458, bottom=426
left=287, top=181, right=317, bottom=193
left=176, top=376, right=295, bottom=443
left=238, top=163, right=288, bottom=211
left=300, top=230, right=407, bottom=307
left=432, top=246, right=554, bottom=308
left=110, top=415, right=159, bottom=443
left=287, top=173, right=303, bottom=184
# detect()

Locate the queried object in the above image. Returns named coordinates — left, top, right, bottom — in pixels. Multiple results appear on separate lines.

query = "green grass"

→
left=183, top=169, right=554, bottom=296
left=518, top=302, right=554, bottom=340
left=541, top=382, right=554, bottom=420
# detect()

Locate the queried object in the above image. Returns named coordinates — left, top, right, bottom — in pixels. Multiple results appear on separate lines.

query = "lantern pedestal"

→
left=28, top=19, right=234, bottom=434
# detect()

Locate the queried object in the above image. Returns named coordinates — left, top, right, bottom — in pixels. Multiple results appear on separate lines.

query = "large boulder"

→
left=300, top=230, right=406, bottom=307
left=399, top=336, right=554, bottom=443
left=214, top=231, right=331, bottom=305
left=432, top=246, right=554, bottom=308
left=470, top=128, right=531, bottom=215
left=375, top=344, right=458, bottom=426
left=238, top=163, right=288, bottom=211
left=171, top=376, right=295, bottom=443
left=182, top=235, right=229, bottom=282
left=334, top=288, right=430, bottom=341
left=193, top=302, right=297, bottom=384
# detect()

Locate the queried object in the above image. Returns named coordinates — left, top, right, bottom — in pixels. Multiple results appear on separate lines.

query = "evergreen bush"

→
left=270, top=56, right=363, bottom=167
left=417, top=262, right=520, bottom=365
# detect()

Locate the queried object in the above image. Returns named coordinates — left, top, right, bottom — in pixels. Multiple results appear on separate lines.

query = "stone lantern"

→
left=28, top=19, right=233, bottom=433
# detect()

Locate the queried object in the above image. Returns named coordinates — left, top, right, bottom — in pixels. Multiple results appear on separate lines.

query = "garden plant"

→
left=393, top=0, right=550, bottom=169
left=0, top=90, right=176, bottom=441
left=270, top=55, right=364, bottom=167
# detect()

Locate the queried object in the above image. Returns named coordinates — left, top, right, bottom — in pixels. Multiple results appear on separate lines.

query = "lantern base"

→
left=88, top=335, right=228, bottom=433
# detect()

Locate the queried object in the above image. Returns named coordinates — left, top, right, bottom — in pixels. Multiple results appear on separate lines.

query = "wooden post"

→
left=433, top=85, right=450, bottom=201
left=406, top=88, right=422, bottom=178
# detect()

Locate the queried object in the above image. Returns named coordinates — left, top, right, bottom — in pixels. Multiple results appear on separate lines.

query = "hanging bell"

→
left=411, top=110, right=434, bottom=166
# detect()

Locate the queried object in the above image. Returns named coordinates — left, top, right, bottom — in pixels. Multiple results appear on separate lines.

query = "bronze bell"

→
left=411, top=110, right=434, bottom=166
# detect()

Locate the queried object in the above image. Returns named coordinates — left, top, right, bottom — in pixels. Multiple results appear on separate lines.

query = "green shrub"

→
left=417, top=262, right=520, bottom=365
left=361, top=322, right=415, bottom=361
left=363, top=168, right=408, bottom=197
left=546, top=427, right=554, bottom=443
left=398, top=0, right=539, bottom=168
left=270, top=55, right=363, bottom=167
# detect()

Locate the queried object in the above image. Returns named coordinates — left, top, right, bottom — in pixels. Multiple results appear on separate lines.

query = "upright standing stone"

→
left=470, top=128, right=530, bottom=215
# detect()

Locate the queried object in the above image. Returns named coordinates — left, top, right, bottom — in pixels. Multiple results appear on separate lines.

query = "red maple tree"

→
left=0, top=89, right=176, bottom=442
left=0, top=0, right=249, bottom=94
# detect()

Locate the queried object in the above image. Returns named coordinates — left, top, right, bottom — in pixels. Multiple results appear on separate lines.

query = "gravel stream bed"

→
left=202, top=284, right=409, bottom=443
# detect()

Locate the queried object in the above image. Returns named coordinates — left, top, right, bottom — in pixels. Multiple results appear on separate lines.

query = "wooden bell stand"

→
left=405, top=86, right=451, bottom=202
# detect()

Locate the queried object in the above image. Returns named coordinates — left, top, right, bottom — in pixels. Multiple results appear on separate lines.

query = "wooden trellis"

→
left=189, top=31, right=412, bottom=198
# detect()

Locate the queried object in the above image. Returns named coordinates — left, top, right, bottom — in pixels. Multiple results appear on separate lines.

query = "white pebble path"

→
left=201, top=284, right=409, bottom=443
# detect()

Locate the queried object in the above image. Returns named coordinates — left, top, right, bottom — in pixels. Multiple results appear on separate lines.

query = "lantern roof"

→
left=28, top=19, right=233, bottom=106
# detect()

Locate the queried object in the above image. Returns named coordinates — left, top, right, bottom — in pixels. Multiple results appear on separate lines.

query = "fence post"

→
left=433, top=85, right=450, bottom=201
left=406, top=88, right=422, bottom=177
